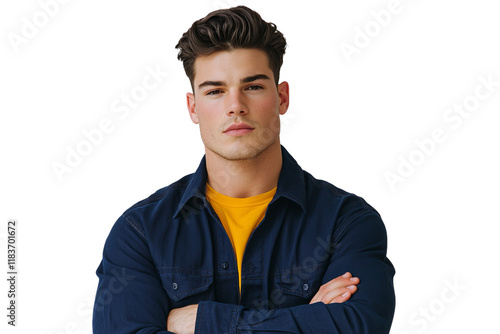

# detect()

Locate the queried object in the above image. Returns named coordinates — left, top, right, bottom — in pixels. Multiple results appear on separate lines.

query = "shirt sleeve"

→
left=93, top=215, right=173, bottom=334
left=195, top=209, right=396, bottom=334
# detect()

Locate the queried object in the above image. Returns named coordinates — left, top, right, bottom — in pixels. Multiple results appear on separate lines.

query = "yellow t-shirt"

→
left=205, top=183, right=276, bottom=291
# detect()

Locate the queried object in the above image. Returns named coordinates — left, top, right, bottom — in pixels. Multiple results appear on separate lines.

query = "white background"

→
left=1, top=0, right=499, bottom=333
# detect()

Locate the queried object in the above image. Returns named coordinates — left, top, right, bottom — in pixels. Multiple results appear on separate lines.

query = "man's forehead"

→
left=193, top=49, right=273, bottom=84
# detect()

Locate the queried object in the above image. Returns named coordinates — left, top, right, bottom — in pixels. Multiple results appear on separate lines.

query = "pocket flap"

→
left=274, top=266, right=321, bottom=299
left=158, top=268, right=213, bottom=302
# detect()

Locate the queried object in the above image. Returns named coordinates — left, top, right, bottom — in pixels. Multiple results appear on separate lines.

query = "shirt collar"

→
left=173, top=145, right=307, bottom=218
left=272, top=146, right=307, bottom=213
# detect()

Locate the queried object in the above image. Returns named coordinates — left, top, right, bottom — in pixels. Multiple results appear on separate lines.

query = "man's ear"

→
left=186, top=92, right=199, bottom=124
left=277, top=81, right=290, bottom=115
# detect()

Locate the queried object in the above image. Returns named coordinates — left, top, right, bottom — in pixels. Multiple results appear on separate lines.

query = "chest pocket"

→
left=157, top=267, right=213, bottom=308
left=273, top=264, right=325, bottom=309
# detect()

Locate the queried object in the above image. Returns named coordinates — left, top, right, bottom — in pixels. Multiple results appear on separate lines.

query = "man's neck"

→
left=205, top=142, right=282, bottom=198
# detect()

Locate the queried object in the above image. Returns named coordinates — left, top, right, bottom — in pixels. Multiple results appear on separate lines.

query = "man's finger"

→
left=326, top=284, right=358, bottom=304
left=309, top=272, right=360, bottom=304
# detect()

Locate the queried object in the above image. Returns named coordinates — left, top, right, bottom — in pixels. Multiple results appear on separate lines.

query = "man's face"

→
left=187, top=48, right=289, bottom=161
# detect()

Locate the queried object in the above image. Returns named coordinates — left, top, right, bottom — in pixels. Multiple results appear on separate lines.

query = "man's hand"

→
left=309, top=272, right=360, bottom=304
left=166, top=273, right=358, bottom=332
left=167, top=304, right=198, bottom=334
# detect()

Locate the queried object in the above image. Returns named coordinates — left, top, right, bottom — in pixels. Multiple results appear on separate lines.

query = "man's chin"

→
left=205, top=136, right=280, bottom=162
left=217, top=150, right=261, bottom=161
left=209, top=144, right=266, bottom=161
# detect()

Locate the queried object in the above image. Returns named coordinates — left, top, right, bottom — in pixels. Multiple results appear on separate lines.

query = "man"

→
left=93, top=6, right=395, bottom=333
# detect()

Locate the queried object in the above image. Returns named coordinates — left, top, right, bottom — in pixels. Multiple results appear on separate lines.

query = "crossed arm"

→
left=168, top=272, right=360, bottom=333
left=94, top=210, right=395, bottom=333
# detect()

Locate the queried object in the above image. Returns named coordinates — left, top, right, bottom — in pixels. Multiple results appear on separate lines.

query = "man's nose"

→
left=226, top=90, right=248, bottom=116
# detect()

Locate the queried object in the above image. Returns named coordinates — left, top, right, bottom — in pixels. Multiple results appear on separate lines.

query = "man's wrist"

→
left=167, top=304, right=198, bottom=334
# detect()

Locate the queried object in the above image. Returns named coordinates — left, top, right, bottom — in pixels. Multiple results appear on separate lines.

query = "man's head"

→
left=175, top=6, right=286, bottom=91
left=176, top=6, right=289, bottom=163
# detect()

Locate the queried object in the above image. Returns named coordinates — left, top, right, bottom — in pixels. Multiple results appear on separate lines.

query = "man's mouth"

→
left=223, top=123, right=255, bottom=136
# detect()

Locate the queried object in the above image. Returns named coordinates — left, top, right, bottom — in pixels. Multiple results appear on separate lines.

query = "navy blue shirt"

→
left=93, top=146, right=395, bottom=333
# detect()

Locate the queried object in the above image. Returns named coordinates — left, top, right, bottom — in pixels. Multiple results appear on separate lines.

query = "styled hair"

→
left=175, top=6, right=286, bottom=90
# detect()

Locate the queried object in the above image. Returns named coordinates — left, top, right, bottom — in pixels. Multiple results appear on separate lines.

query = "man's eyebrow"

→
left=241, top=74, right=271, bottom=84
left=198, top=80, right=226, bottom=89
left=197, top=74, right=271, bottom=90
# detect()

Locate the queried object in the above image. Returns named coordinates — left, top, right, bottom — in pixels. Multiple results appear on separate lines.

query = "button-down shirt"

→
left=93, top=146, right=396, bottom=333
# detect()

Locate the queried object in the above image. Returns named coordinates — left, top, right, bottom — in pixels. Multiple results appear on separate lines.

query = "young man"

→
left=93, top=6, right=395, bottom=334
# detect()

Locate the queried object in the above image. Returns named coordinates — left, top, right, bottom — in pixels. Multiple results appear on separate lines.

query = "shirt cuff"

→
left=196, top=301, right=240, bottom=334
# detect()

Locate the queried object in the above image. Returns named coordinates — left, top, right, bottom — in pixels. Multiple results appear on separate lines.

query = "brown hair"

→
left=175, top=6, right=286, bottom=91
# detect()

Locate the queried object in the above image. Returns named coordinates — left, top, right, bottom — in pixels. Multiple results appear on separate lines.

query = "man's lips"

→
left=223, top=123, right=254, bottom=135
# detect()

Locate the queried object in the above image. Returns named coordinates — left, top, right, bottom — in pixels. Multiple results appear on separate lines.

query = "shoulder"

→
left=281, top=146, right=379, bottom=219
left=119, top=173, right=195, bottom=228
left=303, top=170, right=381, bottom=221
left=301, top=171, right=388, bottom=251
left=100, top=172, right=200, bottom=254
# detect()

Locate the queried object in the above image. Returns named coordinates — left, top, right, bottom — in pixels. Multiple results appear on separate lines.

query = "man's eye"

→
left=247, top=85, right=263, bottom=91
left=206, top=89, right=222, bottom=95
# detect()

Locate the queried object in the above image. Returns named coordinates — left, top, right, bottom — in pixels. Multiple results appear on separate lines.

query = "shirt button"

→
left=221, top=262, right=229, bottom=270
left=172, top=282, right=178, bottom=290
left=302, top=283, right=309, bottom=291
